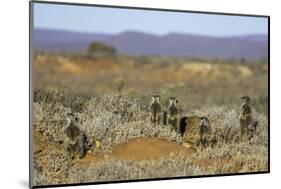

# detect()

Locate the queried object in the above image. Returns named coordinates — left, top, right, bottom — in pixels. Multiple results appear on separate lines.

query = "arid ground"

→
left=33, top=54, right=268, bottom=186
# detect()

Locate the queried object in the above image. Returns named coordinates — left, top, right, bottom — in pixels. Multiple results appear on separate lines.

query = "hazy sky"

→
left=34, top=2, right=268, bottom=37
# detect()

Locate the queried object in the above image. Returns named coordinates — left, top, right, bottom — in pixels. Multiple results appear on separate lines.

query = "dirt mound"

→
left=57, top=57, right=82, bottom=75
left=79, top=137, right=193, bottom=164
left=181, top=63, right=254, bottom=80
left=112, top=137, right=192, bottom=160
left=78, top=117, right=216, bottom=165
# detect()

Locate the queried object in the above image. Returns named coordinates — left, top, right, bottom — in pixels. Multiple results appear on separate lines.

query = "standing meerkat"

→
left=239, top=96, right=253, bottom=140
left=198, top=116, right=211, bottom=146
left=167, top=97, right=179, bottom=130
left=150, top=94, right=162, bottom=125
left=65, top=112, right=87, bottom=159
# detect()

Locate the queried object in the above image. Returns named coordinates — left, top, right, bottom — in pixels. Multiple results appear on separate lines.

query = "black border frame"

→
left=29, top=1, right=270, bottom=188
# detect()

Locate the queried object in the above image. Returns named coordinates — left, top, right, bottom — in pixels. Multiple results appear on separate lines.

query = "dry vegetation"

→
left=32, top=54, right=268, bottom=186
left=34, top=54, right=268, bottom=113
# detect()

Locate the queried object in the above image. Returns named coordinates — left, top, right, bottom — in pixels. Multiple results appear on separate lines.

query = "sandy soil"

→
left=78, top=137, right=193, bottom=164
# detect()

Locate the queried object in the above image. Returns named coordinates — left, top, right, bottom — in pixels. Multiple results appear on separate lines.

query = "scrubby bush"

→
left=34, top=90, right=182, bottom=152
left=88, top=42, right=116, bottom=58
left=188, top=105, right=268, bottom=145
left=113, top=77, right=125, bottom=93
left=33, top=89, right=268, bottom=186
left=184, top=106, right=268, bottom=174
left=34, top=154, right=202, bottom=186
left=67, top=154, right=202, bottom=183
left=34, top=87, right=89, bottom=112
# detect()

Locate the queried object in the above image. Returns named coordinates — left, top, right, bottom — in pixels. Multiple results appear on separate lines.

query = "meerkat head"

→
left=199, top=116, right=208, bottom=125
left=241, top=96, right=251, bottom=106
left=152, top=94, right=161, bottom=103
left=66, top=112, right=76, bottom=125
left=155, top=94, right=161, bottom=103
left=169, top=97, right=178, bottom=106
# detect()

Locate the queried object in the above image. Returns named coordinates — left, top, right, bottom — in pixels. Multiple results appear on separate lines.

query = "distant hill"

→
left=34, top=29, right=268, bottom=60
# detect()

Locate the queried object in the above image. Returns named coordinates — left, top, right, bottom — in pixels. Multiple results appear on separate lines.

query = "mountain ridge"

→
left=34, top=28, right=268, bottom=59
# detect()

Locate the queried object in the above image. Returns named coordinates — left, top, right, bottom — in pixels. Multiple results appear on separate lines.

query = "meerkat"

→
left=178, top=116, right=188, bottom=136
left=239, top=96, right=253, bottom=140
left=65, top=112, right=87, bottom=159
left=167, top=97, right=179, bottom=130
left=198, top=116, right=211, bottom=146
left=239, top=96, right=260, bottom=141
left=150, top=94, right=162, bottom=125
